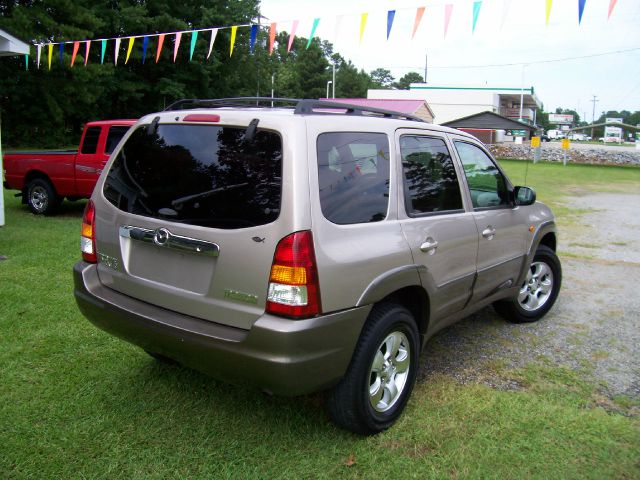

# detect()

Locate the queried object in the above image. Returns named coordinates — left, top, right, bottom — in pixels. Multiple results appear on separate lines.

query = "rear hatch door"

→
left=93, top=115, right=296, bottom=330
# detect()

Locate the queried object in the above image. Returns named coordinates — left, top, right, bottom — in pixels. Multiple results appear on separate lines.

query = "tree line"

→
left=0, top=0, right=422, bottom=148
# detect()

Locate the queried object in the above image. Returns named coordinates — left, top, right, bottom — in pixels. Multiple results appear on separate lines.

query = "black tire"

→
left=494, top=245, right=561, bottom=323
left=26, top=178, right=62, bottom=215
left=327, top=303, right=420, bottom=435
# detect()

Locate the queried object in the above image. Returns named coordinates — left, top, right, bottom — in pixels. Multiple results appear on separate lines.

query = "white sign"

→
left=548, top=113, right=574, bottom=124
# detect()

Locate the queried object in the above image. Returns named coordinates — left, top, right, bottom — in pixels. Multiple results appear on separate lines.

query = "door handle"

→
left=420, top=237, right=438, bottom=255
left=482, top=227, right=496, bottom=240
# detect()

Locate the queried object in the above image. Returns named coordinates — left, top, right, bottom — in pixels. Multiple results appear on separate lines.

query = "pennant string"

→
left=20, top=5, right=628, bottom=72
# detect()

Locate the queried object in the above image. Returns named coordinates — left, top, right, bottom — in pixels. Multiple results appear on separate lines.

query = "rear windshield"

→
left=103, top=124, right=282, bottom=229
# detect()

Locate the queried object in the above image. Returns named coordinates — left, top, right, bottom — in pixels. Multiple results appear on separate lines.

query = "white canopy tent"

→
left=0, top=28, right=30, bottom=226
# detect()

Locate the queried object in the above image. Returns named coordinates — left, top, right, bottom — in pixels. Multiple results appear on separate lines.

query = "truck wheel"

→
left=494, top=245, right=562, bottom=323
left=26, top=178, right=61, bottom=215
left=327, top=303, right=419, bottom=435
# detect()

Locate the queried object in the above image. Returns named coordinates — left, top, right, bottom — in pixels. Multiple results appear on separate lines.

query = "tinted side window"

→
left=105, top=126, right=130, bottom=154
left=80, top=127, right=101, bottom=154
left=103, top=124, right=282, bottom=229
left=317, top=132, right=390, bottom=225
left=400, top=135, right=463, bottom=215
left=454, top=141, right=510, bottom=209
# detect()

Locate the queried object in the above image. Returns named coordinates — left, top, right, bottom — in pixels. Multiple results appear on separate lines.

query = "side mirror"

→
left=514, top=186, right=536, bottom=206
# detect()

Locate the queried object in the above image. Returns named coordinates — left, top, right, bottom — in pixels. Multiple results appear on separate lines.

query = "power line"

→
left=361, top=47, right=640, bottom=71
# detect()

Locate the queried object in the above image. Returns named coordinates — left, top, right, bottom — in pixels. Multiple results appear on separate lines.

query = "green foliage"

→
left=393, top=71, right=423, bottom=90
left=0, top=0, right=262, bottom=147
left=369, top=67, right=394, bottom=89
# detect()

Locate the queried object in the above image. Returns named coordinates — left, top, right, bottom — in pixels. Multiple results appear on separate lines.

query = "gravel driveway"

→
left=419, top=193, right=640, bottom=400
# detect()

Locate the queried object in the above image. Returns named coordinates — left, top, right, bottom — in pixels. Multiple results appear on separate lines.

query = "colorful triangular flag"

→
left=287, top=21, right=299, bottom=52
left=230, top=26, right=237, bottom=57
left=387, top=10, right=395, bottom=40
left=472, top=1, right=482, bottom=33
left=125, top=37, right=135, bottom=64
left=444, top=4, right=453, bottom=38
left=412, top=7, right=425, bottom=39
left=156, top=34, right=165, bottom=63
left=307, top=18, right=320, bottom=48
left=207, top=29, right=218, bottom=59
left=190, top=31, right=198, bottom=61
left=359, top=13, right=368, bottom=46
left=71, top=41, right=79, bottom=66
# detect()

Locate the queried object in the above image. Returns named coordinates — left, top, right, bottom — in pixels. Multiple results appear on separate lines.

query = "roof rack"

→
left=164, top=97, right=301, bottom=111
left=294, top=99, right=425, bottom=122
left=164, top=97, right=425, bottom=123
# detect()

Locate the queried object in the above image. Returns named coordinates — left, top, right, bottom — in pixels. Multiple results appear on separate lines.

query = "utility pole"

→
left=424, top=53, right=428, bottom=83
left=332, top=62, right=336, bottom=98
left=590, top=95, right=599, bottom=139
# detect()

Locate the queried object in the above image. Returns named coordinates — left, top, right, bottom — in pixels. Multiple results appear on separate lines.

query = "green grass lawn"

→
left=1, top=161, right=639, bottom=479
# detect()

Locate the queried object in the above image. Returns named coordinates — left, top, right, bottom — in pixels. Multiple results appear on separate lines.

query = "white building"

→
left=368, top=84, right=542, bottom=126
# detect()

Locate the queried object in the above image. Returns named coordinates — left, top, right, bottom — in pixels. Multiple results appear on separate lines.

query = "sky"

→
left=259, top=0, right=640, bottom=121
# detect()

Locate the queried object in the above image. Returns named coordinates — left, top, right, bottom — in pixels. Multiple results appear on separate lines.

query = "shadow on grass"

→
left=93, top=347, right=350, bottom=442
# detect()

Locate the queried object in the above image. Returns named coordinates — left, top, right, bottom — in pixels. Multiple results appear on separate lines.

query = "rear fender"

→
left=355, top=265, right=424, bottom=307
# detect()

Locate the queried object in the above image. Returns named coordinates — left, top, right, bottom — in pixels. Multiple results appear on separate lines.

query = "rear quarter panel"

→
left=304, top=117, right=417, bottom=313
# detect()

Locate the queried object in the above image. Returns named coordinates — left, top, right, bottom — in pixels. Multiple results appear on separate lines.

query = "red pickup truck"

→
left=3, top=119, right=136, bottom=214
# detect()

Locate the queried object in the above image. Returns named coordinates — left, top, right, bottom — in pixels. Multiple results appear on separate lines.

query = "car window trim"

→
left=451, top=137, right=514, bottom=211
left=316, top=130, right=392, bottom=226
left=397, top=132, right=466, bottom=218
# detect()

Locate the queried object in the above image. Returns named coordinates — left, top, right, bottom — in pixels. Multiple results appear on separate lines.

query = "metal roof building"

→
left=320, top=98, right=435, bottom=123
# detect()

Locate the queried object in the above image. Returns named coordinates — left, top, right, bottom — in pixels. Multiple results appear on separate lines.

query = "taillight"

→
left=266, top=231, right=321, bottom=319
left=81, top=200, right=97, bottom=263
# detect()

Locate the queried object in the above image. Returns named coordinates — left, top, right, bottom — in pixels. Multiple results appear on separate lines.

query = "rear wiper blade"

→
left=244, top=118, right=259, bottom=142
left=146, top=116, right=160, bottom=136
left=170, top=183, right=249, bottom=208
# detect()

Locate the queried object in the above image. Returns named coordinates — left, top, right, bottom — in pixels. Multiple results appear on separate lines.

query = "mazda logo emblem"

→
left=153, top=228, right=170, bottom=246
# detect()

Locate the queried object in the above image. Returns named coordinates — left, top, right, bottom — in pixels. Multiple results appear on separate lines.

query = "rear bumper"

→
left=73, top=262, right=370, bottom=396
